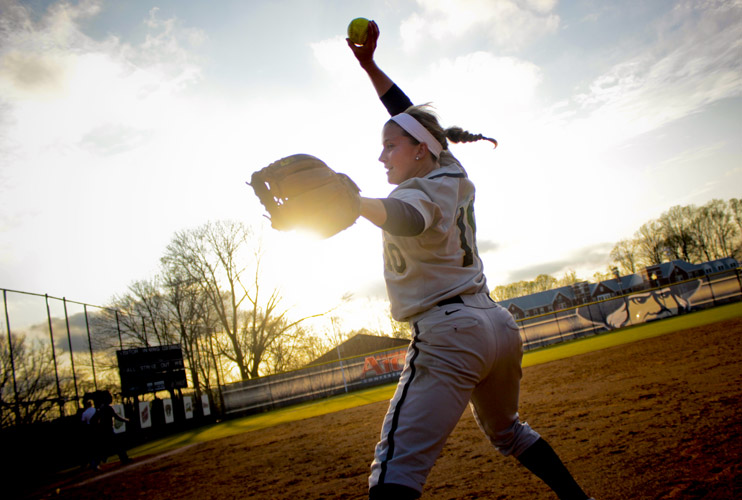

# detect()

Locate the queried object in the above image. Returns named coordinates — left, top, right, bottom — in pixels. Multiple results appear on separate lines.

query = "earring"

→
left=415, top=156, right=420, bottom=160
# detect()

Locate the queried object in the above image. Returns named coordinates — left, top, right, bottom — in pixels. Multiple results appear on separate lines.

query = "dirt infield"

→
left=36, top=317, right=741, bottom=499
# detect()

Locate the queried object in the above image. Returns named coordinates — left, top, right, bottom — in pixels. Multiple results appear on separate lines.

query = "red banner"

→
left=362, top=348, right=406, bottom=378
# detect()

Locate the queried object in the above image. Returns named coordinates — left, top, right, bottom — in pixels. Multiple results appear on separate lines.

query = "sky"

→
left=1, top=0, right=741, bottom=336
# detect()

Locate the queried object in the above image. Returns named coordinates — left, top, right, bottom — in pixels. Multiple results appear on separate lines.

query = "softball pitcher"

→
left=349, top=22, right=595, bottom=500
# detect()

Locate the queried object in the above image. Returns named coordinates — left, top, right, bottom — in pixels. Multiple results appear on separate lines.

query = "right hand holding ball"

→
left=347, top=17, right=370, bottom=45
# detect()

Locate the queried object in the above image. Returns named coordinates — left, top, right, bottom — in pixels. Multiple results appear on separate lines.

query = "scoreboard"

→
left=117, top=344, right=188, bottom=396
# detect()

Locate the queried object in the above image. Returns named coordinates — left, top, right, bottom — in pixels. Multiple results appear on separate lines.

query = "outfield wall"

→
left=222, top=269, right=741, bottom=416
left=519, top=269, right=741, bottom=349
left=2, top=270, right=739, bottom=422
left=223, top=346, right=407, bottom=415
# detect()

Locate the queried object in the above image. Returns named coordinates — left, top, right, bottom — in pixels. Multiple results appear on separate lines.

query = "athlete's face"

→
left=379, top=122, right=427, bottom=185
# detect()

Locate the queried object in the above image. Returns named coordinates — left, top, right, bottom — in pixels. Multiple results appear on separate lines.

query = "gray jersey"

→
left=382, top=151, right=489, bottom=321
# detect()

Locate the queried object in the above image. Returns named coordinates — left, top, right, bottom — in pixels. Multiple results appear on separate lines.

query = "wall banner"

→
left=184, top=396, right=194, bottom=419
left=139, top=401, right=152, bottom=428
left=163, top=398, right=174, bottom=424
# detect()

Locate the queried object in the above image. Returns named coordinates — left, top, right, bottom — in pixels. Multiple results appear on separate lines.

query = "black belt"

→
left=437, top=295, right=464, bottom=307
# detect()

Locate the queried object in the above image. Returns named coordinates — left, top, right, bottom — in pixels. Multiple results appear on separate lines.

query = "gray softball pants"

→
left=368, top=293, right=541, bottom=493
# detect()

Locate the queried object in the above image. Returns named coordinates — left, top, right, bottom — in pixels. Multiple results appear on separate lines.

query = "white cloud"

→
left=0, top=0, right=104, bottom=97
left=0, top=1, right=211, bottom=301
left=400, top=0, right=560, bottom=52
left=570, top=0, right=742, bottom=151
left=523, top=0, right=558, bottom=15
left=0, top=1, right=205, bottom=156
left=418, top=51, right=542, bottom=122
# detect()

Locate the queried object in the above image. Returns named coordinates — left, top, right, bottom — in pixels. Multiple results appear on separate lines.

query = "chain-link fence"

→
left=518, top=269, right=741, bottom=349
left=3, top=268, right=740, bottom=424
left=0, top=290, right=219, bottom=428
left=221, top=268, right=742, bottom=417
left=223, top=346, right=407, bottom=415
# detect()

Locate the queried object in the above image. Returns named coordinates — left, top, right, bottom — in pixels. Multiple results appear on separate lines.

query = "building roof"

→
left=594, top=274, right=644, bottom=293
left=697, top=257, right=739, bottom=273
left=645, top=259, right=700, bottom=276
left=499, top=285, right=575, bottom=312
left=305, top=333, right=410, bottom=367
left=498, top=257, right=738, bottom=317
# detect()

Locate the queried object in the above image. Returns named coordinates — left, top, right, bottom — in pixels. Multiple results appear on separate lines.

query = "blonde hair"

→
left=390, top=104, right=497, bottom=158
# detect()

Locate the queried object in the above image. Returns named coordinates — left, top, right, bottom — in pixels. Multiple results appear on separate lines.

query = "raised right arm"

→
left=347, top=20, right=413, bottom=116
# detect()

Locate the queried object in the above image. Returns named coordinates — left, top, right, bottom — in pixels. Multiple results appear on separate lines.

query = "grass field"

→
left=128, top=302, right=742, bottom=460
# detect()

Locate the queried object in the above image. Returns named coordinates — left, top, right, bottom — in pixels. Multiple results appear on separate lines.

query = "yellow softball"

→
left=347, top=17, right=370, bottom=45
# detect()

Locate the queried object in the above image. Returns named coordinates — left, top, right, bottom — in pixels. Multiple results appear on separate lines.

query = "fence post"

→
left=208, top=330, right=225, bottom=414
left=115, top=310, right=123, bottom=351
left=585, top=301, right=597, bottom=336
left=142, top=316, right=149, bottom=347
left=706, top=274, right=717, bottom=307
left=3, top=290, right=21, bottom=425
left=555, top=311, right=564, bottom=341
left=519, top=322, right=529, bottom=349
left=45, top=294, right=64, bottom=417
left=84, top=305, right=98, bottom=391
left=63, top=298, right=80, bottom=408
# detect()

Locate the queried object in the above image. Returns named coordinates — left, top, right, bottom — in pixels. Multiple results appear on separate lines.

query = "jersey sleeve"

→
left=380, top=198, right=425, bottom=236
left=389, top=187, right=440, bottom=233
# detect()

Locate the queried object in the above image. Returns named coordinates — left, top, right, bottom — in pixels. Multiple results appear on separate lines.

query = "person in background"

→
left=94, top=390, right=132, bottom=467
left=80, top=396, right=98, bottom=470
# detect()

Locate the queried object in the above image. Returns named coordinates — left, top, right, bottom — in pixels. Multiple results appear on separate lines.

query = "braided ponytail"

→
left=398, top=105, right=498, bottom=157
left=445, top=127, right=498, bottom=148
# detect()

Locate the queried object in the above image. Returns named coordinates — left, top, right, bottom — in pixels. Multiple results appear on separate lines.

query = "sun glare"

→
left=259, top=225, right=392, bottom=337
left=262, top=230, right=352, bottom=314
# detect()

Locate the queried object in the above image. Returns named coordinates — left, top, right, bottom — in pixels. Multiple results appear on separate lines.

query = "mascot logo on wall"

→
left=577, top=279, right=702, bottom=330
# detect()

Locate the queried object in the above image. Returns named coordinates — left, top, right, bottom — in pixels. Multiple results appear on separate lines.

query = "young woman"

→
left=348, top=22, right=595, bottom=500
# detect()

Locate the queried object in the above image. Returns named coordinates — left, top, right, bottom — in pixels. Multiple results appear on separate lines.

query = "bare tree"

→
left=556, top=269, right=580, bottom=287
left=162, top=220, right=328, bottom=380
left=262, top=325, right=321, bottom=374
left=0, top=334, right=61, bottom=427
left=635, top=220, right=666, bottom=266
left=0, top=332, right=21, bottom=427
left=162, top=221, right=254, bottom=380
left=159, top=269, right=219, bottom=397
left=127, top=279, right=178, bottom=346
left=592, top=269, right=615, bottom=282
left=610, top=238, right=639, bottom=274
left=107, top=280, right=173, bottom=349
left=491, top=273, right=561, bottom=301
left=730, top=198, right=742, bottom=259
left=389, top=315, right=412, bottom=339
left=241, top=286, right=327, bottom=378
left=533, top=274, right=558, bottom=292
left=729, top=198, right=742, bottom=234
left=694, top=199, right=737, bottom=260
left=659, top=205, right=699, bottom=262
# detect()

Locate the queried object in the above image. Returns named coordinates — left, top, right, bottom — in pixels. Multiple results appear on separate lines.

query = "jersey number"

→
left=456, top=199, right=477, bottom=267
left=383, top=199, right=477, bottom=274
left=384, top=242, right=407, bottom=274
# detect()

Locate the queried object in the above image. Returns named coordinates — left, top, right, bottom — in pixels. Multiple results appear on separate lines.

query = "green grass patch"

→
left=129, top=384, right=398, bottom=458
left=129, top=302, right=742, bottom=458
